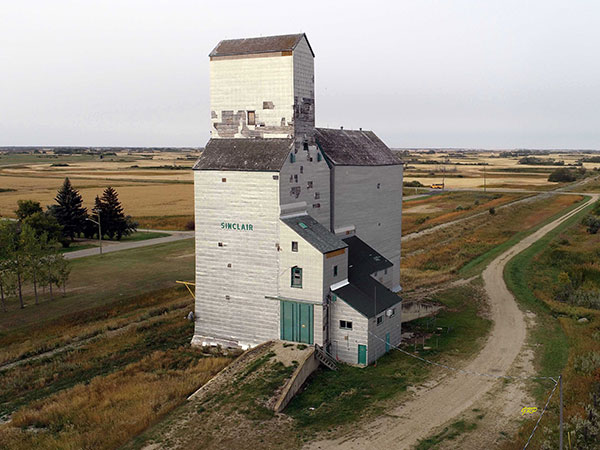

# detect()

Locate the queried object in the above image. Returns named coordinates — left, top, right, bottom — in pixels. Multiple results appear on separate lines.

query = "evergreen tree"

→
left=53, top=178, right=87, bottom=241
left=97, top=187, right=137, bottom=240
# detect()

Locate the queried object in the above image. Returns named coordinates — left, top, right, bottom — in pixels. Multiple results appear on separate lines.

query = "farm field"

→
left=401, top=193, right=584, bottom=291
left=402, top=191, right=531, bottom=235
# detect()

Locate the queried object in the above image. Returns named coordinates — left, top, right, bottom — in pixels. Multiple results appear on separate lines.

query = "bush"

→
left=489, top=207, right=496, bottom=215
left=548, top=168, right=577, bottom=182
left=582, top=215, right=600, bottom=234
left=185, top=220, right=195, bottom=231
left=403, top=180, right=424, bottom=188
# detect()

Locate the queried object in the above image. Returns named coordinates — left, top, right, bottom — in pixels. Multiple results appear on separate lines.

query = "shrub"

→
left=185, top=220, right=195, bottom=231
left=489, top=207, right=496, bottom=215
left=403, top=180, right=424, bottom=188
left=582, top=215, right=600, bottom=234
left=574, top=352, right=600, bottom=374
left=548, top=168, right=577, bottom=182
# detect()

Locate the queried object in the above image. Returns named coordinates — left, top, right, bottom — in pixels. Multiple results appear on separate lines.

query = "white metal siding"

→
left=367, top=304, right=402, bottom=364
left=329, top=297, right=368, bottom=365
left=193, top=170, right=281, bottom=348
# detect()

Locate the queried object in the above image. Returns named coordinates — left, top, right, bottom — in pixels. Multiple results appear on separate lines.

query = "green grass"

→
left=0, top=153, right=101, bottom=167
left=59, top=243, right=96, bottom=253
left=286, top=283, right=491, bottom=435
left=503, top=196, right=596, bottom=397
left=460, top=196, right=590, bottom=278
left=120, top=231, right=169, bottom=241
left=0, top=238, right=194, bottom=333
left=416, top=420, right=478, bottom=450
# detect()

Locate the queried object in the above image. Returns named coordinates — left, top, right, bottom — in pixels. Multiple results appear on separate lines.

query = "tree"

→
left=0, top=221, right=26, bottom=308
left=582, top=214, right=600, bottom=235
left=15, top=200, right=42, bottom=221
left=22, top=211, right=63, bottom=244
left=96, top=187, right=137, bottom=240
left=52, top=178, right=87, bottom=241
left=0, top=221, right=17, bottom=312
left=548, top=168, right=577, bottom=183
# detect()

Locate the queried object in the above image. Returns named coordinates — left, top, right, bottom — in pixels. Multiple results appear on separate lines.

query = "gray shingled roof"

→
left=281, top=215, right=347, bottom=254
left=315, top=128, right=401, bottom=166
left=332, top=235, right=400, bottom=318
left=210, top=33, right=314, bottom=58
left=193, top=139, right=293, bottom=172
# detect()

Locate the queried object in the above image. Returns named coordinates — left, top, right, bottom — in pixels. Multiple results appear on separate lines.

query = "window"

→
left=317, top=152, right=322, bottom=162
left=340, top=320, right=353, bottom=330
left=333, top=265, right=338, bottom=277
left=314, top=192, right=320, bottom=200
left=292, top=241, right=298, bottom=252
left=272, top=175, right=279, bottom=180
left=290, top=186, right=301, bottom=198
left=300, top=165, right=303, bottom=174
left=222, top=178, right=226, bottom=182
left=384, top=268, right=388, bottom=275
left=312, top=203, right=320, bottom=208
left=291, top=266, right=302, bottom=288
left=377, top=183, right=381, bottom=189
left=390, top=308, right=396, bottom=317
left=247, top=111, right=255, bottom=125
left=307, top=181, right=313, bottom=189
left=376, top=316, right=383, bottom=325
left=294, top=174, right=298, bottom=183
left=289, top=175, right=293, bottom=183
left=227, top=263, right=232, bottom=268
left=303, top=142, right=309, bottom=151
left=218, top=242, right=224, bottom=247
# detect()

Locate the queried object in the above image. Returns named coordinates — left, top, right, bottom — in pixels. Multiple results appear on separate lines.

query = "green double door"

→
left=280, top=301, right=314, bottom=344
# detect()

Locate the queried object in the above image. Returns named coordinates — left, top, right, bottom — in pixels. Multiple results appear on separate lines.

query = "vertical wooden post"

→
left=559, top=375, right=564, bottom=450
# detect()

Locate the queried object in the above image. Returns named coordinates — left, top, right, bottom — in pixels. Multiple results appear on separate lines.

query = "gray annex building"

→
left=192, top=33, right=403, bottom=365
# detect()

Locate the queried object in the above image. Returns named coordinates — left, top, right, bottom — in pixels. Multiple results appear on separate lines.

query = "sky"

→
left=1, top=0, right=599, bottom=149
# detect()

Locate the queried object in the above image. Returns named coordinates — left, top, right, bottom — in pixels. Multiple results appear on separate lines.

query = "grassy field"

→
left=501, top=199, right=600, bottom=449
left=0, top=236, right=221, bottom=450
left=402, top=191, right=530, bottom=235
left=401, top=194, right=583, bottom=291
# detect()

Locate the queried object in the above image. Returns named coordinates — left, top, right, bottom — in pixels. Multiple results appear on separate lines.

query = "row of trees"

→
left=29, top=178, right=138, bottom=246
left=0, top=220, right=70, bottom=311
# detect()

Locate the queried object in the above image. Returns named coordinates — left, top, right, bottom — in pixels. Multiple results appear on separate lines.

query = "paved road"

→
left=307, top=193, right=598, bottom=450
left=63, top=229, right=194, bottom=260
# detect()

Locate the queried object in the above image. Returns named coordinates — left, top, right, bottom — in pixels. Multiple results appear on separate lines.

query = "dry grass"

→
left=401, top=194, right=582, bottom=290
left=0, top=350, right=229, bottom=450
left=136, top=215, right=194, bottom=230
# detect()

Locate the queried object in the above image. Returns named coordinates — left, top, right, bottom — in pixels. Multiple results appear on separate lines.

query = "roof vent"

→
left=340, top=126, right=344, bottom=130
left=299, top=222, right=308, bottom=229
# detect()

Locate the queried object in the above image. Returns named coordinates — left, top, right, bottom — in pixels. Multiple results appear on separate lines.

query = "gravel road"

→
left=307, top=194, right=598, bottom=450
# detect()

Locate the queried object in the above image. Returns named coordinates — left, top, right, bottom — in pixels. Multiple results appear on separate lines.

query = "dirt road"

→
left=308, top=194, right=597, bottom=450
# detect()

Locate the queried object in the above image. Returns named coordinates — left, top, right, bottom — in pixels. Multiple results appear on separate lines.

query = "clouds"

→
left=1, top=0, right=598, bottom=148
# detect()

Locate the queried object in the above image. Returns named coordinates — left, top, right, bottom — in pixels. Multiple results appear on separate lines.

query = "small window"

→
left=376, top=316, right=383, bottom=325
left=333, top=265, right=338, bottom=277
left=222, top=178, right=226, bottom=182
left=225, top=295, right=230, bottom=300
left=247, top=111, right=255, bottom=125
left=294, top=174, right=298, bottom=183
left=340, top=320, right=353, bottom=330
left=292, top=241, right=298, bottom=252
left=227, top=263, right=232, bottom=268
left=298, top=222, right=308, bottom=229
left=300, top=166, right=304, bottom=174
left=218, top=242, right=224, bottom=247
left=317, top=152, right=322, bottom=162
left=377, top=183, right=381, bottom=189
left=289, top=175, right=293, bottom=183
left=314, top=192, right=320, bottom=200
left=307, top=181, right=313, bottom=189
left=291, top=266, right=302, bottom=288
left=312, top=203, right=320, bottom=208
left=384, top=268, right=388, bottom=275
left=272, top=175, right=279, bottom=180
left=290, top=153, right=295, bottom=163
left=303, top=142, right=309, bottom=151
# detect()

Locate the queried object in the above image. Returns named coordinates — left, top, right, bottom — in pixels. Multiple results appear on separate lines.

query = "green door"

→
left=385, top=333, right=391, bottom=352
left=280, top=301, right=313, bottom=344
left=358, top=344, right=367, bottom=365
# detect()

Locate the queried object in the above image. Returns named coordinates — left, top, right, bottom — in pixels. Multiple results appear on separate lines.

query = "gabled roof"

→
left=343, top=236, right=393, bottom=276
left=281, top=215, right=347, bottom=254
left=332, top=235, right=400, bottom=318
left=210, top=33, right=314, bottom=58
left=193, top=138, right=294, bottom=172
left=315, top=128, right=400, bottom=166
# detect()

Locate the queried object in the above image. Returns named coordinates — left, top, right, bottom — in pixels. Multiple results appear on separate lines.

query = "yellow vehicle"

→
left=430, top=183, right=444, bottom=189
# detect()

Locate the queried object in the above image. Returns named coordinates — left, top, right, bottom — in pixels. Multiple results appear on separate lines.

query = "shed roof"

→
left=193, top=138, right=293, bottom=172
left=315, top=128, right=400, bottom=166
left=210, top=33, right=314, bottom=58
left=281, top=215, right=347, bottom=254
left=343, top=236, right=393, bottom=275
left=332, top=235, right=400, bottom=318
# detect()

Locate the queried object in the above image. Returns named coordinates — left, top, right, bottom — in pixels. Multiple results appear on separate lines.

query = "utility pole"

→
left=483, top=165, right=487, bottom=193
left=559, top=375, right=564, bottom=450
left=86, top=209, right=102, bottom=255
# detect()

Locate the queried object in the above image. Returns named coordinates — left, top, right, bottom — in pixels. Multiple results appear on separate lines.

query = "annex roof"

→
left=193, top=138, right=294, bottom=172
left=343, top=236, right=393, bottom=275
left=332, top=235, right=400, bottom=318
left=209, top=33, right=314, bottom=58
left=315, top=128, right=400, bottom=166
left=281, top=214, right=347, bottom=254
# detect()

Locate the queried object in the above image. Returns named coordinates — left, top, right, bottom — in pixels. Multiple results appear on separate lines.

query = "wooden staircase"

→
left=314, top=344, right=338, bottom=371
